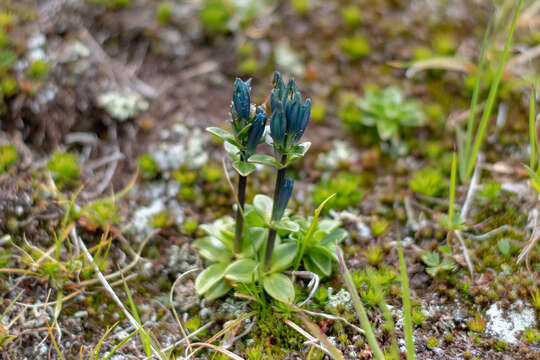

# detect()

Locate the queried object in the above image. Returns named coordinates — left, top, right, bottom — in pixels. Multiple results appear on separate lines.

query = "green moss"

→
left=148, top=210, right=174, bottom=229
left=46, top=151, right=80, bottom=188
left=0, top=143, right=17, bottom=173
left=182, top=219, right=198, bottom=235
left=291, top=0, right=309, bottom=15
left=364, top=245, right=384, bottom=266
left=137, top=153, right=158, bottom=180
left=409, top=167, right=446, bottom=197
left=411, top=307, right=426, bottom=326
left=1, top=76, right=18, bottom=97
left=312, top=172, right=364, bottom=212
left=0, top=48, right=16, bottom=73
left=426, top=336, right=439, bottom=349
left=341, top=6, right=362, bottom=28
left=80, top=199, right=121, bottom=228
left=87, top=0, right=132, bottom=9
left=27, top=59, right=51, bottom=80
left=340, top=35, right=371, bottom=60
left=202, top=164, right=222, bottom=182
left=412, top=46, right=434, bottom=61
left=201, top=0, right=230, bottom=35
left=467, top=313, right=486, bottom=332
left=0, top=29, right=10, bottom=48
left=370, top=219, right=388, bottom=237
left=173, top=170, right=196, bottom=185
left=239, top=57, right=259, bottom=74
left=156, top=2, right=173, bottom=25
left=431, top=33, right=456, bottom=55
left=0, top=12, right=15, bottom=27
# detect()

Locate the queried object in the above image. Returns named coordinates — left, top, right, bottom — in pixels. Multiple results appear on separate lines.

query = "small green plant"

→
left=340, top=87, right=425, bottom=142
left=525, top=89, right=540, bottom=192
left=200, top=0, right=230, bottom=35
left=530, top=289, right=540, bottom=309
left=27, top=59, right=51, bottom=80
left=340, top=35, right=370, bottom=60
left=0, top=143, right=17, bottom=173
left=312, top=172, right=364, bottom=212
left=411, top=307, right=426, bottom=326
left=155, top=2, right=172, bottom=25
left=137, top=153, right=158, bottom=180
left=409, top=167, right=446, bottom=197
left=341, top=6, right=362, bottom=28
left=364, top=245, right=384, bottom=266
left=467, top=313, right=486, bottom=333
left=47, top=151, right=80, bottom=189
left=291, top=0, right=309, bottom=15
left=426, top=337, right=440, bottom=349
left=195, top=73, right=346, bottom=304
left=421, top=251, right=455, bottom=277
left=523, top=327, right=539, bottom=345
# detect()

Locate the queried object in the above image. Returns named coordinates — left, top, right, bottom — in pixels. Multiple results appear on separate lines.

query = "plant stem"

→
left=234, top=173, right=247, bottom=254
left=398, top=244, right=416, bottom=360
left=264, top=155, right=287, bottom=269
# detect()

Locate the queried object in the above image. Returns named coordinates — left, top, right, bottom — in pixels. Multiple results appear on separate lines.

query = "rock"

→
left=485, top=300, right=536, bottom=343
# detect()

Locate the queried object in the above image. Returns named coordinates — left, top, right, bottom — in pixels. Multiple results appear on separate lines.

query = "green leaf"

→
left=200, top=217, right=235, bottom=250
left=497, top=239, right=511, bottom=256
left=304, top=248, right=332, bottom=277
left=206, top=127, right=242, bottom=148
left=224, top=142, right=241, bottom=161
left=263, top=273, right=295, bottom=303
left=244, top=208, right=266, bottom=227
left=320, top=228, right=348, bottom=248
left=269, top=242, right=297, bottom=273
left=204, top=279, right=232, bottom=301
left=421, top=252, right=440, bottom=268
left=192, top=237, right=232, bottom=263
left=237, top=123, right=252, bottom=138
left=248, top=154, right=282, bottom=168
left=232, top=160, right=256, bottom=176
left=224, top=259, right=258, bottom=283
left=271, top=219, right=300, bottom=232
left=239, top=227, right=266, bottom=257
left=207, top=127, right=234, bottom=142
left=524, top=165, right=540, bottom=193
left=253, top=194, right=273, bottom=223
left=318, top=219, right=340, bottom=232
left=195, top=263, right=228, bottom=295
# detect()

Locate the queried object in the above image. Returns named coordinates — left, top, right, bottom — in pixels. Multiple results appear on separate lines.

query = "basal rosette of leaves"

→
left=193, top=194, right=348, bottom=303
left=341, top=87, right=425, bottom=141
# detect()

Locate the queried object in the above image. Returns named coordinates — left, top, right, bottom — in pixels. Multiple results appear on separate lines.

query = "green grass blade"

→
left=121, top=273, right=152, bottom=357
left=462, top=19, right=492, bottom=181
left=530, top=88, right=537, bottom=170
left=336, top=247, right=385, bottom=360
left=297, top=313, right=345, bottom=360
left=103, top=325, right=144, bottom=360
left=398, top=245, right=416, bottom=360
left=449, top=150, right=457, bottom=221
left=466, top=0, right=523, bottom=178
left=366, top=268, right=399, bottom=360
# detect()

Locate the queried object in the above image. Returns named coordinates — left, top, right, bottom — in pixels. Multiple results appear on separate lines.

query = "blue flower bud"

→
left=233, top=78, right=251, bottom=121
left=285, top=92, right=302, bottom=134
left=270, top=100, right=286, bottom=144
left=275, top=177, right=294, bottom=220
left=246, top=112, right=267, bottom=154
left=293, top=98, right=311, bottom=142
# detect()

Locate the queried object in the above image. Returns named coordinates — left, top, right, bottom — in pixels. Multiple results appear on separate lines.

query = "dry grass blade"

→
left=296, top=313, right=344, bottom=360
left=170, top=268, right=199, bottom=354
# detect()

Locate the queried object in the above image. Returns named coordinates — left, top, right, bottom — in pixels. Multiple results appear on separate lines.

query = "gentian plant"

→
left=195, top=73, right=347, bottom=304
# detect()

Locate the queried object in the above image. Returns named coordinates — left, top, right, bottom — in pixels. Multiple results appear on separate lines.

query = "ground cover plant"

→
left=0, top=0, right=539, bottom=359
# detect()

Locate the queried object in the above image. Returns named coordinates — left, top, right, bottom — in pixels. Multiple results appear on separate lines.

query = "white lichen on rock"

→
left=150, top=125, right=208, bottom=171
left=97, top=90, right=149, bottom=121
left=485, top=300, right=536, bottom=343
left=326, top=287, right=353, bottom=312
left=316, top=140, right=357, bottom=172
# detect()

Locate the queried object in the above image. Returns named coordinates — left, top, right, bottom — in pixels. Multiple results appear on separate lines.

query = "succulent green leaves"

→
left=262, top=273, right=295, bottom=304
left=195, top=262, right=228, bottom=295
